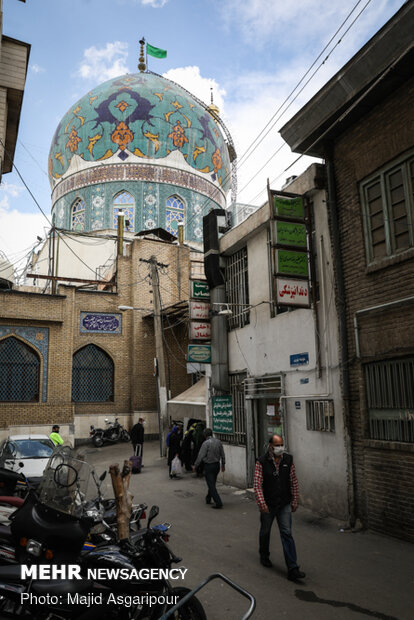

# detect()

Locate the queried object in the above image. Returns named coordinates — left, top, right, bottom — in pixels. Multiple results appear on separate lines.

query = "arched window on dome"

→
left=0, top=337, right=40, bottom=402
left=165, top=195, right=185, bottom=237
left=113, top=191, right=135, bottom=231
left=72, top=344, right=114, bottom=402
left=71, top=197, right=86, bottom=231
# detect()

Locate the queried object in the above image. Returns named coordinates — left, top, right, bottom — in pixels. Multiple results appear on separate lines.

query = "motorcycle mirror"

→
left=99, top=470, right=107, bottom=482
left=147, top=505, right=159, bottom=528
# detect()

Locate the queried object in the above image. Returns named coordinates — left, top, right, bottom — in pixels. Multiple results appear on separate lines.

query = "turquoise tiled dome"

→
left=48, top=72, right=230, bottom=191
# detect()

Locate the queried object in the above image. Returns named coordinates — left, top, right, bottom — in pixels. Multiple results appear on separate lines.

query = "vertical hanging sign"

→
left=268, top=189, right=310, bottom=308
left=188, top=280, right=211, bottom=364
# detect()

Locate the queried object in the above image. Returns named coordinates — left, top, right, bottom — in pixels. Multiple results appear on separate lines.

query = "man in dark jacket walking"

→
left=130, top=418, right=145, bottom=463
left=253, top=434, right=305, bottom=582
left=193, top=428, right=225, bottom=509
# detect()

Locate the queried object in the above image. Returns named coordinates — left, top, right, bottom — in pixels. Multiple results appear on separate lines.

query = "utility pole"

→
left=149, top=256, right=169, bottom=456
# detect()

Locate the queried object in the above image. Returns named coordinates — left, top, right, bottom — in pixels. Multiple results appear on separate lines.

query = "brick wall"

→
left=0, top=238, right=192, bottom=435
left=331, top=75, right=414, bottom=540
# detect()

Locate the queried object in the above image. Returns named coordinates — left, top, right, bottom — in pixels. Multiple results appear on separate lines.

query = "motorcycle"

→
left=0, top=455, right=146, bottom=559
left=84, top=469, right=147, bottom=545
left=90, top=418, right=130, bottom=448
left=0, top=467, right=28, bottom=498
left=0, top=452, right=208, bottom=619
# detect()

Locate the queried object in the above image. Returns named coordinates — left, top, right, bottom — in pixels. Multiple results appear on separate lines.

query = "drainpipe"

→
left=325, top=148, right=356, bottom=528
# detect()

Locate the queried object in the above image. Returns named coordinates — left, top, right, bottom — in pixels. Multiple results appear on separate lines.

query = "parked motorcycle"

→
left=0, top=467, right=27, bottom=498
left=0, top=452, right=208, bottom=619
left=84, top=469, right=147, bottom=544
left=90, top=418, right=130, bottom=447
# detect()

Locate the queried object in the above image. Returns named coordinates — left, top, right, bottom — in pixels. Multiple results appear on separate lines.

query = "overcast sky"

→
left=0, top=0, right=406, bottom=277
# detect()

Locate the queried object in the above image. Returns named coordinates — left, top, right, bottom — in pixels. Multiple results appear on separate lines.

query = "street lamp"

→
left=118, top=305, right=148, bottom=312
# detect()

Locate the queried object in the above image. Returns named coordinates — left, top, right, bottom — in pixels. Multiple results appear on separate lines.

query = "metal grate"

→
left=72, top=344, right=114, bottom=402
left=215, top=373, right=247, bottom=446
left=244, top=374, right=282, bottom=399
left=306, top=400, right=335, bottom=432
left=0, top=336, right=40, bottom=402
left=166, top=195, right=184, bottom=236
left=113, top=191, right=135, bottom=230
left=365, top=358, right=414, bottom=442
left=225, top=247, right=249, bottom=330
left=71, top=197, right=86, bottom=232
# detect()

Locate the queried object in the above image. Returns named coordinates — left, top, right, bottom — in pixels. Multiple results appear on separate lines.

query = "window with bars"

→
left=113, top=191, right=135, bottom=230
left=0, top=337, right=40, bottom=402
left=72, top=344, right=114, bottom=402
left=71, top=197, right=86, bottom=231
left=306, top=400, right=335, bottom=432
left=165, top=195, right=185, bottom=236
left=225, top=247, right=250, bottom=330
left=215, top=373, right=247, bottom=446
left=361, top=151, right=414, bottom=264
left=364, top=357, right=414, bottom=443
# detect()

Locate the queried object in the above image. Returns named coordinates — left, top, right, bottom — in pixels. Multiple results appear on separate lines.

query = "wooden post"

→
left=109, top=460, right=133, bottom=541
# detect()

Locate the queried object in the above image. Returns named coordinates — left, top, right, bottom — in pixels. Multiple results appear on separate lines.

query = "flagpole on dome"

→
left=138, top=37, right=146, bottom=73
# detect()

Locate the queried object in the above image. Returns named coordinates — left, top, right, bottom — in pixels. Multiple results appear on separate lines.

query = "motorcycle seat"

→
left=32, top=578, right=94, bottom=595
left=0, top=524, right=13, bottom=541
left=0, top=496, right=24, bottom=508
left=0, top=564, right=23, bottom=580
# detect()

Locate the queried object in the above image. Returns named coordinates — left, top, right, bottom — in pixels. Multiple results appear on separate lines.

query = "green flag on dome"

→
left=147, top=43, right=167, bottom=59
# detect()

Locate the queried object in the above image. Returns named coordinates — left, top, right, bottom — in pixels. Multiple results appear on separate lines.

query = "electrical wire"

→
left=17, top=140, right=49, bottom=178
left=0, top=136, right=104, bottom=278
left=183, top=0, right=374, bottom=229
left=5, top=0, right=373, bottom=287
left=235, top=0, right=371, bottom=171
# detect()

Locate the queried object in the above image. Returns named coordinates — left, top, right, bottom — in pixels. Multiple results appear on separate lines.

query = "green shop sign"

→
left=187, top=344, right=211, bottom=364
left=276, top=249, right=309, bottom=277
left=190, top=280, right=210, bottom=300
left=212, top=395, right=233, bottom=434
left=274, top=220, right=307, bottom=248
left=273, top=195, right=304, bottom=219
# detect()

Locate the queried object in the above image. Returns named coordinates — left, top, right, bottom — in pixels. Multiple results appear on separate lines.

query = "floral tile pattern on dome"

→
left=49, top=73, right=231, bottom=191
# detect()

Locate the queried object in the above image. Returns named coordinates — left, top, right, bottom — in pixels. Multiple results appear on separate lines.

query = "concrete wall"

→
left=222, top=444, right=246, bottom=488
left=222, top=175, right=349, bottom=519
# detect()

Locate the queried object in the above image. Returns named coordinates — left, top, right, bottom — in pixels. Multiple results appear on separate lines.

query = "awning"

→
left=168, top=377, right=206, bottom=405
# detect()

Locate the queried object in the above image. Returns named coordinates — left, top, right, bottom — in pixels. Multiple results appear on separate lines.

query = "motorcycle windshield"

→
left=37, top=447, right=95, bottom=518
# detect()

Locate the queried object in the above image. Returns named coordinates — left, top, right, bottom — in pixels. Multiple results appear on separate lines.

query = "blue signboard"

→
left=80, top=312, right=122, bottom=334
left=290, top=352, right=309, bottom=367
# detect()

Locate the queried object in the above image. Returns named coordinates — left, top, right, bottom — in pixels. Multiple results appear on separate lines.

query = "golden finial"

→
left=207, top=87, right=220, bottom=119
left=138, top=38, right=146, bottom=73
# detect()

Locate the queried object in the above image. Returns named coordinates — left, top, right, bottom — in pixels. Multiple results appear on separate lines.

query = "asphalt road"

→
left=84, top=440, right=413, bottom=620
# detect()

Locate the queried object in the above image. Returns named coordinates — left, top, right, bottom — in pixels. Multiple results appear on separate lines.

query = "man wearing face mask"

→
left=253, top=434, right=305, bottom=582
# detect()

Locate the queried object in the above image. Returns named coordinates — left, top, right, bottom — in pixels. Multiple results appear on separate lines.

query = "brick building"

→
left=0, top=236, right=192, bottom=443
left=281, top=3, right=414, bottom=540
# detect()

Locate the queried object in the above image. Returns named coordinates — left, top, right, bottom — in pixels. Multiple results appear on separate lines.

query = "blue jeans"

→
left=259, top=504, right=298, bottom=570
left=204, top=462, right=222, bottom=507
